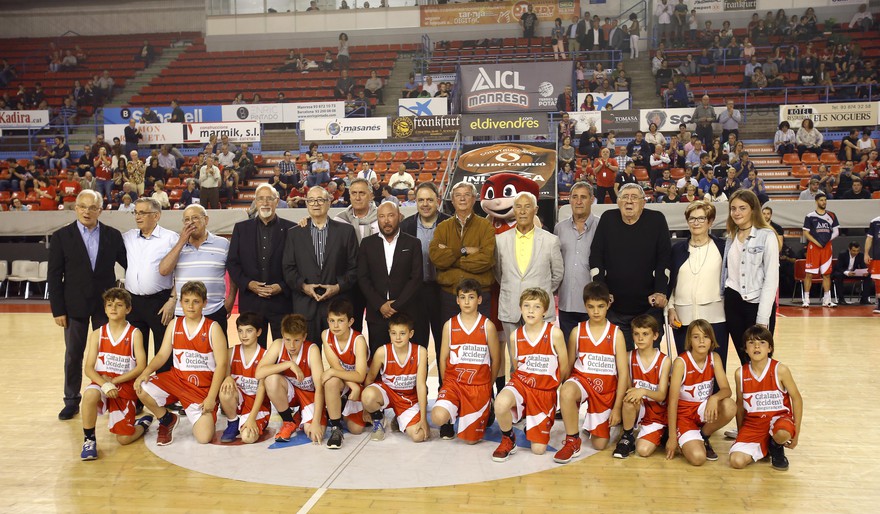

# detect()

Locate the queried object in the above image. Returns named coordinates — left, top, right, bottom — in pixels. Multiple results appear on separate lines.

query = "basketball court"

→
left=0, top=302, right=877, bottom=513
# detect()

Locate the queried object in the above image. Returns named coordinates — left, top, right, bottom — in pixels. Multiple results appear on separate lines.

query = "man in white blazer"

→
left=494, top=191, right=564, bottom=374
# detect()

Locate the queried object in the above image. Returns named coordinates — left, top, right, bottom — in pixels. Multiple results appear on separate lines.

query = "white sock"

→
left=823, top=291, right=831, bottom=302
left=803, top=293, right=809, bottom=302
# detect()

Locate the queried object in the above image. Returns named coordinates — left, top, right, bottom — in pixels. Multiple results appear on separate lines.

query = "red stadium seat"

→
left=801, top=153, right=820, bottom=164
left=782, top=153, right=801, bottom=165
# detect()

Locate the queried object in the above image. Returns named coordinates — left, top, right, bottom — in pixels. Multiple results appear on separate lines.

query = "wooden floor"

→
left=2, top=307, right=878, bottom=513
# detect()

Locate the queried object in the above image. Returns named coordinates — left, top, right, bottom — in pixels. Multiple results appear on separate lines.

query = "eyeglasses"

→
left=76, top=205, right=101, bottom=213
left=306, top=198, right=328, bottom=205
left=687, top=216, right=709, bottom=225
left=255, top=196, right=277, bottom=204
left=134, top=210, right=157, bottom=217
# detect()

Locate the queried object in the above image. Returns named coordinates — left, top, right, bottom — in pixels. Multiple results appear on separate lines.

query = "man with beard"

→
left=357, top=202, right=424, bottom=353
left=227, top=184, right=296, bottom=347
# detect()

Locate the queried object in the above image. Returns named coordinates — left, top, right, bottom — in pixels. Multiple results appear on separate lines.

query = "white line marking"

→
left=297, top=487, right=326, bottom=514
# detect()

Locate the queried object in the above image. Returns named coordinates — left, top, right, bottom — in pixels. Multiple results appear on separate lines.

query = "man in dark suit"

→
left=576, top=13, right=589, bottom=51
left=556, top=85, right=575, bottom=113
left=358, top=202, right=423, bottom=354
left=48, top=190, right=127, bottom=420
left=607, top=19, right=625, bottom=51
left=400, top=182, right=450, bottom=367
left=832, top=241, right=874, bottom=304
left=283, top=186, right=359, bottom=343
left=227, top=184, right=295, bottom=348
left=585, top=19, right=606, bottom=51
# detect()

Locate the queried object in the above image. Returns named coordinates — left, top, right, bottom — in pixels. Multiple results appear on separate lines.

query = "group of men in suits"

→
left=567, top=13, right=628, bottom=55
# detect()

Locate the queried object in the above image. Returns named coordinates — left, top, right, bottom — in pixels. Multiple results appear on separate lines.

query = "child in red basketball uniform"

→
left=730, top=326, right=803, bottom=471
left=363, top=313, right=429, bottom=443
left=80, top=288, right=151, bottom=460
left=554, top=282, right=628, bottom=464
left=666, top=319, right=736, bottom=465
left=432, top=279, right=500, bottom=444
left=136, top=281, right=228, bottom=446
left=322, top=299, right=370, bottom=450
left=256, top=314, right=326, bottom=444
left=218, top=312, right=271, bottom=444
left=613, top=314, right=670, bottom=459
left=493, top=288, right=569, bottom=462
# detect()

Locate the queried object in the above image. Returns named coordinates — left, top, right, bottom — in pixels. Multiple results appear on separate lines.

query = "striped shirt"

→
left=310, top=220, right=329, bottom=269
left=173, top=232, right=229, bottom=316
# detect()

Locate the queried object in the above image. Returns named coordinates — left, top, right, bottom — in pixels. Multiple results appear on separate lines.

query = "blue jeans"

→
left=49, top=158, right=69, bottom=170
left=306, top=171, right=331, bottom=187
left=97, top=179, right=113, bottom=201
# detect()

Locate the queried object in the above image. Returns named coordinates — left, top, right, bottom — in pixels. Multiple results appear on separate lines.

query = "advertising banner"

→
left=461, top=112, right=547, bottom=137
left=391, top=115, right=460, bottom=139
left=460, top=62, right=573, bottom=113
left=104, top=105, right=221, bottom=124
left=639, top=106, right=724, bottom=132
left=0, top=110, right=50, bottom=129
left=451, top=142, right=558, bottom=199
left=104, top=123, right=184, bottom=145
left=398, top=98, right=449, bottom=117
left=577, top=92, right=631, bottom=110
left=567, top=111, right=602, bottom=135
left=222, top=103, right=284, bottom=123
left=722, top=0, right=755, bottom=10
left=778, top=101, right=879, bottom=129
left=692, top=0, right=722, bottom=12
left=183, top=121, right=261, bottom=144
left=420, top=0, right=579, bottom=28
left=282, top=101, right=345, bottom=123
left=599, top=109, right=640, bottom=133
left=302, top=117, right=388, bottom=141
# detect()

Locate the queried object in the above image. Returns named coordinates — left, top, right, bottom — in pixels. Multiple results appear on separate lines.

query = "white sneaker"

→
left=801, top=300, right=810, bottom=308
left=723, top=429, right=738, bottom=439
left=823, top=299, right=837, bottom=308
left=873, top=308, right=880, bottom=314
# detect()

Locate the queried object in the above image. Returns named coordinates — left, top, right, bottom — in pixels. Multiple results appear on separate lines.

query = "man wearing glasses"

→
left=227, top=184, right=295, bottom=348
left=159, top=204, right=237, bottom=335
left=283, top=186, right=359, bottom=342
left=123, top=198, right=179, bottom=369
left=48, top=190, right=127, bottom=420
left=589, top=183, right=672, bottom=350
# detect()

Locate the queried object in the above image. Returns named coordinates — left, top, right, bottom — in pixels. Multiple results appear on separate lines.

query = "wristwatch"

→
left=460, top=247, right=468, bottom=256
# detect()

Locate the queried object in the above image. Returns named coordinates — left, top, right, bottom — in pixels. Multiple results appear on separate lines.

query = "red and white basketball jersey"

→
left=739, top=359, right=792, bottom=417
left=230, top=344, right=270, bottom=414
left=95, top=323, right=138, bottom=398
left=446, top=314, right=492, bottom=386
left=380, top=342, right=420, bottom=395
left=630, top=349, right=668, bottom=417
left=170, top=316, right=216, bottom=388
left=571, top=320, right=619, bottom=394
left=327, top=330, right=367, bottom=372
left=677, top=351, right=715, bottom=404
left=513, top=322, right=560, bottom=391
left=277, top=341, right=317, bottom=392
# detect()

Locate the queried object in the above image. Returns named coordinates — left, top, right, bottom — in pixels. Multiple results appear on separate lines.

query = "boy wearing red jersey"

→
left=730, top=326, right=803, bottom=471
left=432, top=279, right=501, bottom=443
left=80, top=288, right=151, bottom=460
left=493, top=288, right=569, bottom=462
left=218, top=312, right=271, bottom=444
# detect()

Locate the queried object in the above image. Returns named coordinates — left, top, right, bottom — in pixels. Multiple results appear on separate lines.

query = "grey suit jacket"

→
left=494, top=227, right=564, bottom=324
left=608, top=27, right=624, bottom=50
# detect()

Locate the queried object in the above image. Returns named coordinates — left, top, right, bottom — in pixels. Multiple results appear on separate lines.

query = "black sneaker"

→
left=703, top=438, right=718, bottom=461
left=612, top=434, right=635, bottom=459
left=659, top=428, right=669, bottom=448
left=440, top=422, right=455, bottom=440
left=327, top=427, right=344, bottom=449
left=486, top=402, right=496, bottom=428
left=769, top=440, right=789, bottom=471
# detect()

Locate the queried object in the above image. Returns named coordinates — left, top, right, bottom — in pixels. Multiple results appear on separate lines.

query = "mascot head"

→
left=480, top=172, right=541, bottom=222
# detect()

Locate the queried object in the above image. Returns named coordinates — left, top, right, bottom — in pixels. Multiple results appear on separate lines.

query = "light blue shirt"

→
left=77, top=221, right=100, bottom=271
left=416, top=216, right=440, bottom=282
left=174, top=232, right=229, bottom=316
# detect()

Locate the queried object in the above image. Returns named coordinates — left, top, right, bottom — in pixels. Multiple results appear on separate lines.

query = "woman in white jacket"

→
left=795, top=118, right=823, bottom=158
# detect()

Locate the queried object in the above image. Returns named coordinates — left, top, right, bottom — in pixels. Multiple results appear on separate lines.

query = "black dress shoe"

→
left=58, top=405, right=79, bottom=420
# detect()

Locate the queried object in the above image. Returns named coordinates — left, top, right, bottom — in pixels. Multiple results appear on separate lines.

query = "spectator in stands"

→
left=363, top=70, right=385, bottom=105
left=33, top=141, right=50, bottom=170
left=662, top=183, right=681, bottom=203
left=668, top=135, right=685, bottom=168
left=850, top=4, right=874, bottom=31
left=579, top=94, right=595, bottom=111
left=696, top=48, right=716, bottom=77
left=380, top=185, right=399, bottom=205
left=796, top=118, right=823, bottom=158
left=307, top=152, right=331, bottom=187
left=231, top=92, right=245, bottom=105
left=558, top=113, right=577, bottom=140
left=692, top=95, right=715, bottom=148
left=74, top=145, right=93, bottom=177
left=677, top=54, right=696, bottom=77
left=151, top=180, right=170, bottom=210
left=116, top=182, right=137, bottom=205
left=221, top=166, right=238, bottom=206
left=774, top=121, right=797, bottom=157
left=856, top=150, right=880, bottom=191
left=141, top=106, right=160, bottom=124
left=698, top=166, right=720, bottom=196
left=124, top=119, right=142, bottom=155
left=33, top=178, right=56, bottom=211
left=627, top=130, right=651, bottom=170
left=321, top=50, right=334, bottom=71
left=252, top=93, right=262, bottom=104
left=199, top=154, right=221, bottom=209
left=557, top=163, right=575, bottom=193
left=841, top=178, right=871, bottom=199
left=69, top=80, right=84, bottom=106
left=556, top=85, right=575, bottom=112
left=858, top=130, right=876, bottom=159
left=48, top=50, right=62, bottom=73
left=93, top=146, right=112, bottom=201
left=0, top=59, right=15, bottom=88
left=837, top=161, right=856, bottom=195
left=181, top=179, right=200, bottom=207
left=742, top=169, right=769, bottom=204
left=654, top=0, right=673, bottom=48
left=685, top=140, right=703, bottom=168
left=144, top=153, right=166, bottom=191
left=60, top=50, right=77, bottom=71
left=682, top=183, right=701, bottom=202
left=649, top=144, right=671, bottom=184
left=340, top=0, right=350, bottom=9
left=733, top=150, right=756, bottom=182
left=654, top=60, right=673, bottom=94
left=751, top=67, right=769, bottom=93
left=645, top=123, right=666, bottom=148
left=719, top=164, right=740, bottom=197
left=234, top=143, right=257, bottom=185
left=8, top=197, right=30, bottom=211
left=718, top=100, right=742, bottom=146
left=278, top=151, right=300, bottom=189
left=58, top=170, right=83, bottom=210
left=307, top=0, right=319, bottom=10
left=54, top=97, right=77, bottom=126
left=550, top=18, right=566, bottom=60
left=813, top=164, right=837, bottom=198
left=628, top=13, right=641, bottom=59
left=520, top=3, right=538, bottom=39
left=136, top=40, right=154, bottom=68
left=578, top=125, right=602, bottom=159
left=592, top=148, right=619, bottom=204
left=334, top=69, right=354, bottom=100
left=336, top=33, right=350, bottom=71
left=95, top=71, right=114, bottom=102
left=402, top=73, right=419, bottom=98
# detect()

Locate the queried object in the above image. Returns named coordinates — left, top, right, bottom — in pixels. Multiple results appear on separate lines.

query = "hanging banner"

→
left=451, top=142, right=558, bottom=199
left=391, top=115, right=460, bottom=139
left=398, top=98, right=449, bottom=116
left=722, top=0, right=755, bottom=10
left=567, top=111, right=602, bottom=135
left=302, top=117, right=388, bottom=141
left=577, top=92, right=631, bottom=110
left=600, top=109, right=640, bottom=133
left=692, top=0, right=723, bottom=12
left=461, top=113, right=547, bottom=137
left=0, top=110, right=51, bottom=129
left=222, top=103, right=284, bottom=123
left=282, top=101, right=345, bottom=123
left=460, top=62, right=573, bottom=113
left=639, top=106, right=725, bottom=132
left=104, top=123, right=184, bottom=145
left=778, top=101, right=879, bottom=129
left=420, top=0, right=580, bottom=27
left=183, top=121, right=261, bottom=144
left=104, top=105, right=221, bottom=124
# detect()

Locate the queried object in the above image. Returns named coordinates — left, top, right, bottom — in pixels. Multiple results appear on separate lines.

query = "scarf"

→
left=337, top=203, right=378, bottom=243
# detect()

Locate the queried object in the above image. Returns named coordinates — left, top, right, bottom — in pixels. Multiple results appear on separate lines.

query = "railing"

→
left=618, top=0, right=647, bottom=49
left=437, top=130, right=459, bottom=201
left=429, top=49, right=623, bottom=72
left=665, top=84, right=879, bottom=117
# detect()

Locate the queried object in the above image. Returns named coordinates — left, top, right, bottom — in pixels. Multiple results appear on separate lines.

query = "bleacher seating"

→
left=427, top=37, right=604, bottom=74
